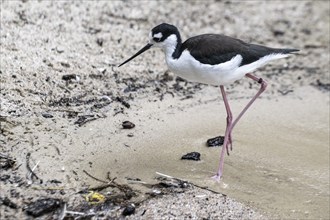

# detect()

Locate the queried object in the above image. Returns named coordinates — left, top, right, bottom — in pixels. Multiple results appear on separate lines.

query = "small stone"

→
left=122, top=121, right=135, bottom=129
left=60, top=61, right=70, bottom=68
left=56, top=47, right=64, bottom=53
left=41, top=112, right=53, bottom=118
left=62, top=74, right=77, bottom=81
left=122, top=203, right=135, bottom=216
left=96, top=38, right=104, bottom=46
left=181, top=152, right=201, bottom=161
left=272, top=30, right=285, bottom=36
left=206, top=136, right=224, bottom=147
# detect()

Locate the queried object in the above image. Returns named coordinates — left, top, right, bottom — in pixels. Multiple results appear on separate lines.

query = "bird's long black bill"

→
left=118, top=43, right=153, bottom=67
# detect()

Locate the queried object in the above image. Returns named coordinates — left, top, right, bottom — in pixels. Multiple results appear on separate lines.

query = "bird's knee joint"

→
left=258, top=78, right=268, bottom=89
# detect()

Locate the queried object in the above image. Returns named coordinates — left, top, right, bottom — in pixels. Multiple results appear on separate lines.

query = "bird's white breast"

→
left=165, top=50, right=244, bottom=86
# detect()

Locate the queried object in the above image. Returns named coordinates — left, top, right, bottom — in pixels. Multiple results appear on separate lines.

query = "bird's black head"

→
left=118, top=23, right=181, bottom=67
left=150, top=23, right=180, bottom=43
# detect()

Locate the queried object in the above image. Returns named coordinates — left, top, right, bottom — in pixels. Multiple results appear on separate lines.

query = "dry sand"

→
left=1, top=0, right=329, bottom=219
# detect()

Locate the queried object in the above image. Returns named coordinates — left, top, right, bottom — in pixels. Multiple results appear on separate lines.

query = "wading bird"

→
left=119, top=23, right=298, bottom=180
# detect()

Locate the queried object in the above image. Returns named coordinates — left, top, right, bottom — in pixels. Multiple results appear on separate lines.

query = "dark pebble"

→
left=126, top=177, right=141, bottom=181
left=60, top=61, right=70, bottom=68
left=41, top=112, right=53, bottom=118
left=96, top=38, right=104, bottom=47
left=25, top=198, right=63, bottom=217
left=272, top=30, right=285, bottom=36
left=206, top=136, right=224, bottom=147
left=49, top=179, right=62, bottom=184
left=62, top=74, right=77, bottom=81
left=122, top=204, right=135, bottom=216
left=122, top=121, right=135, bottom=129
left=181, top=152, right=201, bottom=161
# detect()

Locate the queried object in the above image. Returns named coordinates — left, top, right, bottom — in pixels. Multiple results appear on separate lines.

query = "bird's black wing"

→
left=182, top=34, right=298, bottom=66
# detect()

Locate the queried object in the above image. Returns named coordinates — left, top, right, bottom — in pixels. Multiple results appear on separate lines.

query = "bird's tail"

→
left=276, top=48, right=299, bottom=54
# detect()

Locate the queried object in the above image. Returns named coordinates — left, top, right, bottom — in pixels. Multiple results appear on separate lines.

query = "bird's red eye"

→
left=153, top=37, right=161, bottom=42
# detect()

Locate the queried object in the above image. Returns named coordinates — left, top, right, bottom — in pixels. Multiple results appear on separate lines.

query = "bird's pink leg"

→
left=212, top=86, right=233, bottom=181
left=229, top=73, right=268, bottom=134
left=220, top=86, right=233, bottom=155
left=213, top=73, right=268, bottom=180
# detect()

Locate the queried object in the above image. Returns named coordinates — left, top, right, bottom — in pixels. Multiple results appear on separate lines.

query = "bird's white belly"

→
left=166, top=50, right=245, bottom=86
left=165, top=49, right=289, bottom=86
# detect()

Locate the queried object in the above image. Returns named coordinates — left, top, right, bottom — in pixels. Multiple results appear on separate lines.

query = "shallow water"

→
left=74, top=86, right=329, bottom=219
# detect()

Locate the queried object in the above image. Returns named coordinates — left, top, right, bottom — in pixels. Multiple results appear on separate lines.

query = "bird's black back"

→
left=181, top=34, right=298, bottom=66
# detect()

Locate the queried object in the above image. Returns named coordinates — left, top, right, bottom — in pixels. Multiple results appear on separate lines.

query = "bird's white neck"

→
left=159, top=34, right=180, bottom=61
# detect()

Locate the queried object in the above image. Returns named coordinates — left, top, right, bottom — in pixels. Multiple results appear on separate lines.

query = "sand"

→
left=1, top=0, right=329, bottom=219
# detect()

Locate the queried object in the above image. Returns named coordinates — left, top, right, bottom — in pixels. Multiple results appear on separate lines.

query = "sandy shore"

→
left=1, top=0, right=329, bottom=219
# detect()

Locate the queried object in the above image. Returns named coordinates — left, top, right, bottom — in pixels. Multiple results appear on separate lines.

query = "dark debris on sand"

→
left=181, top=152, right=201, bottom=161
left=207, top=136, right=225, bottom=147
left=24, top=198, right=63, bottom=217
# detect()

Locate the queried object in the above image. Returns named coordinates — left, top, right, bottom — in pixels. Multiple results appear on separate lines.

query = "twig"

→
left=31, top=187, right=66, bottom=190
left=278, top=89, right=294, bottom=95
left=83, top=170, right=108, bottom=183
left=82, top=171, right=134, bottom=196
left=156, top=172, right=174, bottom=179
left=31, top=161, right=40, bottom=173
left=59, top=203, right=91, bottom=220
left=52, top=109, right=83, bottom=113
left=75, top=115, right=99, bottom=127
left=26, top=152, right=42, bottom=183
left=155, top=172, right=224, bottom=195
left=59, top=203, right=67, bottom=220
left=65, top=211, right=87, bottom=216
left=58, top=84, right=71, bottom=93
left=126, top=179, right=148, bottom=185
left=106, top=171, right=111, bottom=181
left=87, top=183, right=117, bottom=191
left=13, top=163, right=22, bottom=171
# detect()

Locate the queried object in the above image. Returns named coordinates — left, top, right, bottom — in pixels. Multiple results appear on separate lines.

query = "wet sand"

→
left=1, top=0, right=329, bottom=219
left=75, top=86, right=329, bottom=219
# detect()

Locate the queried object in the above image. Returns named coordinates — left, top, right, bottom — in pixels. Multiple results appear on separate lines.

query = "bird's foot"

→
left=211, top=174, right=221, bottom=182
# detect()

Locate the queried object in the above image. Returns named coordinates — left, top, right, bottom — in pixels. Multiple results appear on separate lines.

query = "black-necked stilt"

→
left=119, top=23, right=299, bottom=180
